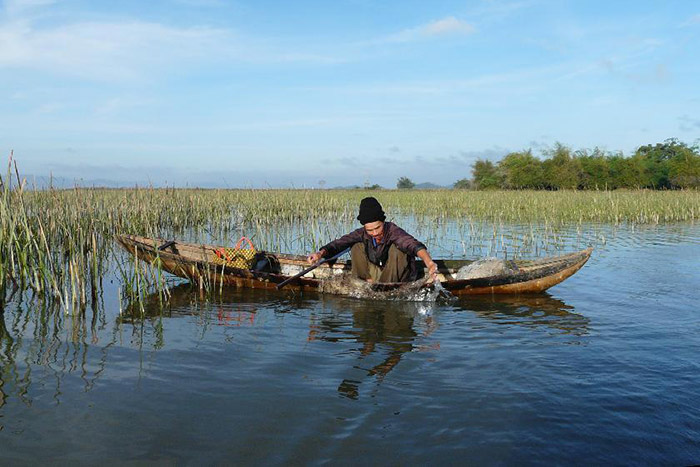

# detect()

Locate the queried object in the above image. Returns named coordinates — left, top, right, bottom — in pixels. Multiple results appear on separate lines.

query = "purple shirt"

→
left=321, top=222, right=426, bottom=270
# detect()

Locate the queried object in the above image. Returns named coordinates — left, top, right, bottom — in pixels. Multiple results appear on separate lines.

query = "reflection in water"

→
left=0, top=296, right=112, bottom=411
left=1, top=225, right=697, bottom=463
left=120, top=286, right=441, bottom=400
left=118, top=283, right=262, bottom=331
left=0, top=283, right=585, bottom=411
left=307, top=293, right=585, bottom=399
left=463, top=294, right=589, bottom=336
left=309, top=299, right=439, bottom=399
left=0, top=309, right=10, bottom=408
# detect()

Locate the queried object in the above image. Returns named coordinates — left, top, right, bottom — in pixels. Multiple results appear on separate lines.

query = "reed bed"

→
left=1, top=164, right=698, bottom=313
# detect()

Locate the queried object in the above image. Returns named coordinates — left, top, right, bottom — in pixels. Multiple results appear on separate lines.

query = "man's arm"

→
left=384, top=223, right=437, bottom=280
left=416, top=248, right=439, bottom=281
left=307, top=228, right=363, bottom=264
left=387, top=223, right=427, bottom=257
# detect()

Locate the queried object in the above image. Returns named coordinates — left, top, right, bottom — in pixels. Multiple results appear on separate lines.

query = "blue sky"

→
left=1, top=0, right=698, bottom=187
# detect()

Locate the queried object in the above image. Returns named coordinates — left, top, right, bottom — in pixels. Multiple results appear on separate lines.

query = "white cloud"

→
left=0, top=19, right=232, bottom=80
left=388, top=16, right=476, bottom=43
left=0, top=4, right=340, bottom=81
left=421, top=17, right=475, bottom=36
left=0, top=19, right=345, bottom=81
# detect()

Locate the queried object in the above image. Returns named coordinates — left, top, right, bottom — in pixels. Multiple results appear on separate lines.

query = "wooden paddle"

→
left=276, top=248, right=350, bottom=290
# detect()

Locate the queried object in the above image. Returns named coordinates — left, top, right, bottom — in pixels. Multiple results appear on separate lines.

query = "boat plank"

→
left=115, top=235, right=592, bottom=296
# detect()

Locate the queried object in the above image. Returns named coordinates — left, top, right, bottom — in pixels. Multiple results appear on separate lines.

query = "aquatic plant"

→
left=1, top=155, right=698, bottom=310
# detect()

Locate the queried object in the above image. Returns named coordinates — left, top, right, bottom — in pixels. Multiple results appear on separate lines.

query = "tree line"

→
left=459, top=139, right=700, bottom=190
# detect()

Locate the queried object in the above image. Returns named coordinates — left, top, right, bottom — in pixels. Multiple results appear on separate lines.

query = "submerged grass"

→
left=1, top=160, right=698, bottom=311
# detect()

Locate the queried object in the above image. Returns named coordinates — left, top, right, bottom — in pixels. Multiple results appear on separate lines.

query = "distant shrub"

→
left=396, top=177, right=415, bottom=189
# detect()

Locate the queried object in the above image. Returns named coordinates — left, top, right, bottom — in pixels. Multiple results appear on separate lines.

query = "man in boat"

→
left=307, top=197, right=439, bottom=283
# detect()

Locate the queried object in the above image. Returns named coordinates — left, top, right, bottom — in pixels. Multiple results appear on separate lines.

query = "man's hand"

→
left=417, top=249, right=439, bottom=282
left=425, top=260, right=439, bottom=282
left=307, top=249, right=326, bottom=265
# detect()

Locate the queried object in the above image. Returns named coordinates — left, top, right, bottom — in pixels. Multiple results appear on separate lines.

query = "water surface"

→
left=1, top=223, right=699, bottom=464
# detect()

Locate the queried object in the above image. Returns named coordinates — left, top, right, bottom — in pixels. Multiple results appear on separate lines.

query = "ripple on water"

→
left=1, top=223, right=700, bottom=464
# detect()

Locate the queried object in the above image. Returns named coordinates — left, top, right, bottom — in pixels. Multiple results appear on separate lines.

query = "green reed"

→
left=1, top=158, right=698, bottom=312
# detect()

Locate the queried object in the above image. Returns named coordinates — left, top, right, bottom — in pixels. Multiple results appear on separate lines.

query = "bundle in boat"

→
left=454, top=258, right=519, bottom=280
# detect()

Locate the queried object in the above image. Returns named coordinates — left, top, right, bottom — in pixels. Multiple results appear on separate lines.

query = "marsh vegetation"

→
left=1, top=161, right=698, bottom=312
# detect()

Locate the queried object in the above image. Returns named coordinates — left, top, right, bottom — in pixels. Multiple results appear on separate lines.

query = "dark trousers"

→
left=350, top=243, right=410, bottom=283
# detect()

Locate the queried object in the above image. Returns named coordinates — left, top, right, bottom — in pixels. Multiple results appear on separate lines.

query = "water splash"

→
left=319, top=276, right=455, bottom=303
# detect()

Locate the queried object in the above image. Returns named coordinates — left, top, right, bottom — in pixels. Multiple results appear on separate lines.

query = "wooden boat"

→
left=115, top=234, right=592, bottom=296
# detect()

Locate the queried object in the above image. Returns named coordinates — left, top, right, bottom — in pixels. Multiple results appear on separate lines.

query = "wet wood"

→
left=115, top=234, right=592, bottom=296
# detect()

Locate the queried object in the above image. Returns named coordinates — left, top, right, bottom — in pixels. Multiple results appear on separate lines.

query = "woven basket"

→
left=213, top=237, right=257, bottom=269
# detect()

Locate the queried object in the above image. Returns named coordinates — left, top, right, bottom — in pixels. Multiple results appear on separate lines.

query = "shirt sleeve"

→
left=320, top=228, right=365, bottom=258
left=387, top=223, right=426, bottom=256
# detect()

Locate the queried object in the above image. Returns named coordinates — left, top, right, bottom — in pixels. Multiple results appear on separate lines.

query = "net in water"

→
left=319, top=275, right=454, bottom=302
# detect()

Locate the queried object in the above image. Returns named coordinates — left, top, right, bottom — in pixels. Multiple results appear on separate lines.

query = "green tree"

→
left=453, top=178, right=472, bottom=189
left=578, top=148, right=612, bottom=190
left=635, top=138, right=683, bottom=188
left=608, top=155, right=647, bottom=189
left=542, top=143, right=582, bottom=189
left=498, top=150, right=545, bottom=189
left=669, top=150, right=700, bottom=188
left=396, top=176, right=415, bottom=189
left=466, top=139, right=698, bottom=190
left=471, top=159, right=502, bottom=189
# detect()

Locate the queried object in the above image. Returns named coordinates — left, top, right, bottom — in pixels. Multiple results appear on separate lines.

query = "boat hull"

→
left=115, top=235, right=592, bottom=296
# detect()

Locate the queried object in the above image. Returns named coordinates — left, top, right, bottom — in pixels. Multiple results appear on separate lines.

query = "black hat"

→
left=357, top=197, right=386, bottom=224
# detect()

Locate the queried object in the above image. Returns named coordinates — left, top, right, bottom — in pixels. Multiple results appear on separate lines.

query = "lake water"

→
left=1, top=223, right=699, bottom=464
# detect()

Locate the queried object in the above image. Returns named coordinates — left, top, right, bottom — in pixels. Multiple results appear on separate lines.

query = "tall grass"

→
left=1, top=158, right=698, bottom=311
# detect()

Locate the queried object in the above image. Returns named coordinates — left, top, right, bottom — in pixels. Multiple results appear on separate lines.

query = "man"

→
left=307, top=197, right=439, bottom=283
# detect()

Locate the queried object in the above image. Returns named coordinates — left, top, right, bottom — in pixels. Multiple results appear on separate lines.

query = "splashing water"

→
left=319, top=276, right=456, bottom=303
